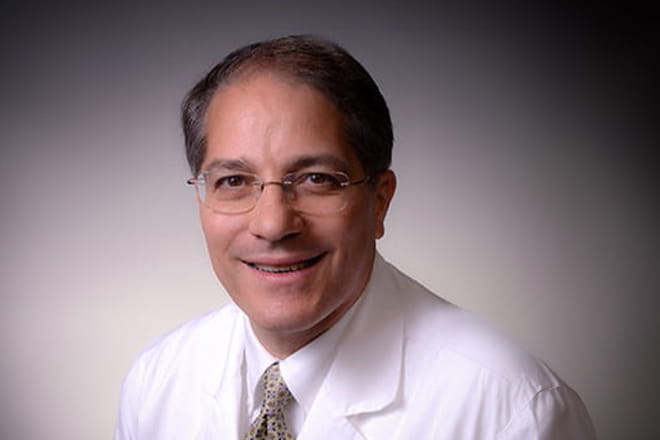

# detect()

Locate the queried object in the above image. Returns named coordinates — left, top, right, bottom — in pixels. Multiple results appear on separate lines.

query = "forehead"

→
left=202, top=72, right=361, bottom=174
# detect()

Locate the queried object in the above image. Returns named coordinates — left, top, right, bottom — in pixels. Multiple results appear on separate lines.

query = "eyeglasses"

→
left=187, top=170, right=371, bottom=215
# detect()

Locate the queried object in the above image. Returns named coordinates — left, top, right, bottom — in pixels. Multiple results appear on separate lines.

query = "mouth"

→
left=244, top=253, right=325, bottom=274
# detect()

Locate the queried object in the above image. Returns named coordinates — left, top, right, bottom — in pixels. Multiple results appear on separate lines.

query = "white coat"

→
left=115, top=254, right=596, bottom=439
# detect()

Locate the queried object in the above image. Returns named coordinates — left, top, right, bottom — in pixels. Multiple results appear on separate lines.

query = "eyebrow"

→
left=286, top=154, right=350, bottom=172
left=202, top=158, right=253, bottom=173
left=202, top=154, right=351, bottom=174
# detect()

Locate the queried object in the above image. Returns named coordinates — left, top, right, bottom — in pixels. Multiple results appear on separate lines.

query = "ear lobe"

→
left=373, top=170, right=396, bottom=239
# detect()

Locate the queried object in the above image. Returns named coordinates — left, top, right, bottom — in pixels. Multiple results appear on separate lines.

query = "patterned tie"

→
left=244, top=362, right=294, bottom=440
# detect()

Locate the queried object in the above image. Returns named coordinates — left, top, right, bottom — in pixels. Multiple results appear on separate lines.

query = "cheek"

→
left=200, top=213, right=218, bottom=249
left=332, top=202, right=378, bottom=254
left=199, top=212, right=238, bottom=261
left=347, top=197, right=378, bottom=238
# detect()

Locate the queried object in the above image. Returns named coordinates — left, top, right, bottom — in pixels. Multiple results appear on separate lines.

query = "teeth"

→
left=248, top=258, right=318, bottom=273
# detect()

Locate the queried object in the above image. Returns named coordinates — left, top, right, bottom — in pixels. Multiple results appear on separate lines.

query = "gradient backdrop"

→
left=1, top=1, right=657, bottom=439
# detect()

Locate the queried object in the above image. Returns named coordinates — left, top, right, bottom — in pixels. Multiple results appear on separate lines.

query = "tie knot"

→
left=261, top=362, right=293, bottom=415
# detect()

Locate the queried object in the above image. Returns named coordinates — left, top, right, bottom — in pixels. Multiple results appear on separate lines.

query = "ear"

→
left=373, top=170, right=396, bottom=239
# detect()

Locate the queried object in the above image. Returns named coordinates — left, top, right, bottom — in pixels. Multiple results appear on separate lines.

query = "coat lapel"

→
left=299, top=255, right=405, bottom=439
left=205, top=307, right=246, bottom=439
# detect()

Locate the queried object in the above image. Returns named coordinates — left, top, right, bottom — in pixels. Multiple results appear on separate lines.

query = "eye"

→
left=210, top=174, right=254, bottom=190
left=291, top=172, right=349, bottom=193
left=300, top=172, right=341, bottom=186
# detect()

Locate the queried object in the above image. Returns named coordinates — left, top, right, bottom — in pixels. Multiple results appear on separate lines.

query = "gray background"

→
left=1, top=1, right=657, bottom=438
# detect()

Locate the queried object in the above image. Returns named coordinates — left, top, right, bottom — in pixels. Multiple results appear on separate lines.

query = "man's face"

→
left=198, top=72, right=394, bottom=355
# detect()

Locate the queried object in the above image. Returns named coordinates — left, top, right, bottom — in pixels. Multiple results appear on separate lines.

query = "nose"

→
left=248, top=184, right=303, bottom=242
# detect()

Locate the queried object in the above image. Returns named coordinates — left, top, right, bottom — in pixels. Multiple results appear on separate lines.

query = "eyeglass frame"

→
left=186, top=170, right=374, bottom=215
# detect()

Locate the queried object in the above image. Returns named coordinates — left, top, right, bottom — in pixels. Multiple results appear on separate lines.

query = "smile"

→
left=244, top=254, right=325, bottom=273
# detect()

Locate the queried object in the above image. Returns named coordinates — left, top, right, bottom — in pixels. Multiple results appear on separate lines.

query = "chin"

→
left=251, top=300, right=333, bottom=335
left=259, top=306, right=321, bottom=332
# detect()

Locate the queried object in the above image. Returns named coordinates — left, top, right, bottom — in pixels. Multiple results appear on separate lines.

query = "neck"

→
left=250, top=291, right=362, bottom=359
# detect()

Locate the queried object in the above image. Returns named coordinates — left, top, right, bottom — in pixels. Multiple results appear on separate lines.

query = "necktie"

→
left=244, top=362, right=294, bottom=440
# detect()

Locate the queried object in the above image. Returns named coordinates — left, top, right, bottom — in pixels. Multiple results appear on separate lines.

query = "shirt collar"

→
left=243, top=321, right=278, bottom=414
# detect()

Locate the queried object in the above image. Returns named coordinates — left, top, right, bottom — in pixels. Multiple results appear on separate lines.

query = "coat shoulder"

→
left=386, top=261, right=563, bottom=389
left=122, top=303, right=241, bottom=393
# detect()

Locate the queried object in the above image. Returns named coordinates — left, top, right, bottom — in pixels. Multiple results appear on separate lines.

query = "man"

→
left=115, top=35, right=596, bottom=439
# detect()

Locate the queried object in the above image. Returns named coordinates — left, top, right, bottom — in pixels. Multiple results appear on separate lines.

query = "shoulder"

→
left=115, top=304, right=246, bottom=438
left=380, top=260, right=596, bottom=437
left=122, top=303, right=241, bottom=392
left=385, top=260, right=557, bottom=385
left=380, top=259, right=579, bottom=413
left=140, top=303, right=238, bottom=359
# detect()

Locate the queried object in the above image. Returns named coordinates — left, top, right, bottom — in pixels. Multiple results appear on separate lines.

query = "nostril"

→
left=248, top=188, right=303, bottom=242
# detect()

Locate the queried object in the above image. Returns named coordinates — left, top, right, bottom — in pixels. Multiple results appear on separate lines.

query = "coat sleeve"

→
left=113, top=359, right=144, bottom=440
left=497, top=385, right=597, bottom=440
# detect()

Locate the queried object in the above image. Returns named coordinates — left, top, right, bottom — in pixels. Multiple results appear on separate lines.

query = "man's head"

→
left=182, top=34, right=393, bottom=179
left=182, top=35, right=396, bottom=357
